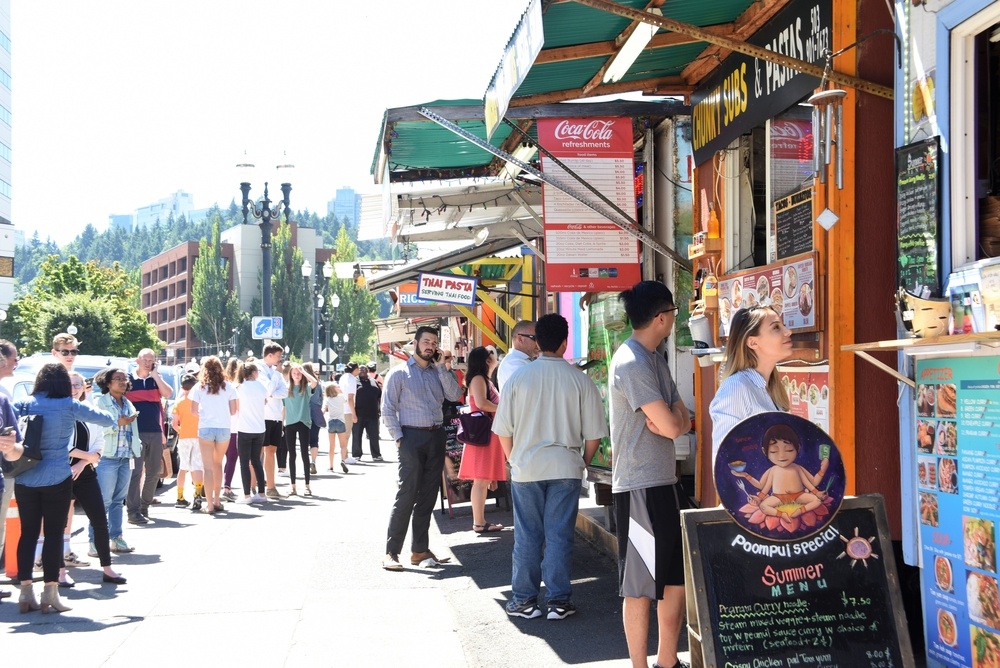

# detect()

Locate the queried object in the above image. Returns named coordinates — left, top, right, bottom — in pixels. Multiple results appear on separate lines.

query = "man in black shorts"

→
left=608, top=281, right=691, bottom=668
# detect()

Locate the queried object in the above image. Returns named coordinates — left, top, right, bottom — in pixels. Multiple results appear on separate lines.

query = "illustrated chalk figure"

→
left=730, top=423, right=830, bottom=519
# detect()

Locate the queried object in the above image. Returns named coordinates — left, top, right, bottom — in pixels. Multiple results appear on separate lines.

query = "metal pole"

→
left=312, top=287, right=320, bottom=366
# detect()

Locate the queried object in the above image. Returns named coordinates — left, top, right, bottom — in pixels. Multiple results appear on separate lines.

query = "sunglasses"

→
left=657, top=306, right=679, bottom=317
left=57, top=349, right=80, bottom=356
left=518, top=333, right=537, bottom=341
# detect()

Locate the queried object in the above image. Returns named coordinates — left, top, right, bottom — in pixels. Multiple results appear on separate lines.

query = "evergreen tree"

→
left=188, top=218, right=242, bottom=352
left=267, top=221, right=311, bottom=358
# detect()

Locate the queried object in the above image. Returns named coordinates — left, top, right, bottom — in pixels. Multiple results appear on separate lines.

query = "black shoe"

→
left=103, top=573, right=127, bottom=585
left=174, top=498, right=190, bottom=508
left=127, top=514, right=149, bottom=525
left=373, top=456, right=384, bottom=462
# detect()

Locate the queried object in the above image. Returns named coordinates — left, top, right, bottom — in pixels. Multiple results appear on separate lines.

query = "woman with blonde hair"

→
left=282, top=363, right=318, bottom=496
left=709, top=305, right=792, bottom=461
left=190, top=356, right=238, bottom=514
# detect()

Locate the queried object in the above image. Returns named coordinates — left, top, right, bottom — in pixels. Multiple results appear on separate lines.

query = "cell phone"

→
left=0, top=425, right=14, bottom=436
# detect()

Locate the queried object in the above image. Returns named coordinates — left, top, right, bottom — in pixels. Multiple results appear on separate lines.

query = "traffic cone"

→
left=4, top=497, right=19, bottom=579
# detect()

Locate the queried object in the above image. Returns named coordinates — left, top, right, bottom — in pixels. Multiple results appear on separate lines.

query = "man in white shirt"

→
left=497, top=320, right=539, bottom=393
left=255, top=342, right=289, bottom=499
left=339, top=363, right=360, bottom=463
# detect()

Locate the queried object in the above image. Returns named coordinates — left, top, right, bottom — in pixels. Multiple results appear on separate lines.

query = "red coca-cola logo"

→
left=554, top=119, right=615, bottom=140
left=771, top=120, right=808, bottom=141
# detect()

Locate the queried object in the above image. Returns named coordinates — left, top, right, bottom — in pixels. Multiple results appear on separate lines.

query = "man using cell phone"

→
left=125, top=348, right=172, bottom=525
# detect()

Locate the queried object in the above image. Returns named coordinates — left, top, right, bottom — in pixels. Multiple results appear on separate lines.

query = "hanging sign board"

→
left=416, top=272, right=477, bottom=306
left=896, top=137, right=941, bottom=297
left=538, top=117, right=642, bottom=292
left=719, top=251, right=819, bottom=336
left=914, top=356, right=1000, bottom=667
left=483, top=0, right=543, bottom=140
left=690, top=0, right=832, bottom=165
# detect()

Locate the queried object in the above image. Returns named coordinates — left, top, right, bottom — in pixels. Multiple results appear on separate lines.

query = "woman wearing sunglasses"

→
left=709, top=305, right=793, bottom=462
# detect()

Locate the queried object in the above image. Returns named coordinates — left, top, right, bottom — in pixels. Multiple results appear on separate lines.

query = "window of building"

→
left=0, top=67, right=10, bottom=91
left=178, top=303, right=186, bottom=317
left=0, top=104, right=10, bottom=127
left=0, top=141, right=10, bottom=163
left=159, top=287, right=167, bottom=302
left=179, top=279, right=187, bottom=295
left=179, top=257, right=187, bottom=272
left=169, top=261, right=176, bottom=277
left=0, top=30, right=10, bottom=54
left=169, top=305, right=175, bottom=321
left=169, top=283, right=175, bottom=300
left=0, top=179, right=10, bottom=199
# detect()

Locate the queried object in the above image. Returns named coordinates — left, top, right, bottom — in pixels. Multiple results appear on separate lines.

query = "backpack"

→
left=354, top=378, right=382, bottom=418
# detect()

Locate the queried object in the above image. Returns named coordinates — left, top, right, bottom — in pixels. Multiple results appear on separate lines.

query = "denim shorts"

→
left=198, top=427, right=231, bottom=443
left=327, top=419, right=346, bottom=434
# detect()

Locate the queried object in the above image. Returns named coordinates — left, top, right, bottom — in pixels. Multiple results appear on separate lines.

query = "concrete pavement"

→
left=1, top=437, right=686, bottom=667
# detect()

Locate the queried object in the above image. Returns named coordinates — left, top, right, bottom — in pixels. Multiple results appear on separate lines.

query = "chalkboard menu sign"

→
left=682, top=496, right=915, bottom=668
left=897, top=137, right=941, bottom=297
left=775, top=187, right=814, bottom=260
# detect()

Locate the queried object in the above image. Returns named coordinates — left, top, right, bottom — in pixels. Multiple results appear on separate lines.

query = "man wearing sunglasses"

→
left=51, top=333, right=81, bottom=373
left=496, top=320, right=538, bottom=393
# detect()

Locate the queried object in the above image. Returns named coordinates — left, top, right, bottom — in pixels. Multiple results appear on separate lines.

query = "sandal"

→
left=473, top=522, right=504, bottom=534
left=304, top=486, right=312, bottom=496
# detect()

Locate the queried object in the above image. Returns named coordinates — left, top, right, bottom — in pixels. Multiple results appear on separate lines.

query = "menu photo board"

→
left=538, top=117, right=642, bottom=293
left=683, top=412, right=914, bottom=668
left=897, top=137, right=941, bottom=297
left=915, top=356, right=1000, bottom=667
left=719, top=252, right=819, bottom=336
left=777, top=364, right=830, bottom=435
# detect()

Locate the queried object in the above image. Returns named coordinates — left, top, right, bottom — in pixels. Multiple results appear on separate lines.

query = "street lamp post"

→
left=301, top=259, right=333, bottom=365
left=332, top=332, right=350, bottom=361
left=324, top=292, right=340, bottom=372
left=238, top=155, right=293, bottom=318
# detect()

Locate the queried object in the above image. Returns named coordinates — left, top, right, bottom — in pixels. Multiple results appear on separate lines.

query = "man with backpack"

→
left=352, top=365, right=382, bottom=462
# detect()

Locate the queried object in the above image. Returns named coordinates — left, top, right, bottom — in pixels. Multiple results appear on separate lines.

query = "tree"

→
left=323, top=227, right=378, bottom=362
left=267, top=221, right=311, bottom=357
left=188, top=218, right=242, bottom=352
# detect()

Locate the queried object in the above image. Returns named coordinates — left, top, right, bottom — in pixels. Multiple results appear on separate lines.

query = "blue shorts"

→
left=198, top=427, right=231, bottom=443
left=327, top=419, right=346, bottom=434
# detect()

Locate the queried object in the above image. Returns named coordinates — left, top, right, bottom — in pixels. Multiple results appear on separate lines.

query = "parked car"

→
left=14, top=353, right=134, bottom=383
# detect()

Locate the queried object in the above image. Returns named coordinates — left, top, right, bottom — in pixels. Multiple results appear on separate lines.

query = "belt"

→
left=401, top=424, right=443, bottom=431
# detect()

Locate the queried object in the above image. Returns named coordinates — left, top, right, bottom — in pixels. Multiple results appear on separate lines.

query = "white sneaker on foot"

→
left=344, top=457, right=357, bottom=465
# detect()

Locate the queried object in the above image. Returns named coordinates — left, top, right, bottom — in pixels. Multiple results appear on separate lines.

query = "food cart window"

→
left=722, top=106, right=815, bottom=273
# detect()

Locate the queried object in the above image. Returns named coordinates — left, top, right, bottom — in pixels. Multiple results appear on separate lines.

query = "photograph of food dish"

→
left=935, top=555, right=953, bottom=593
left=936, top=422, right=957, bottom=456
left=798, top=282, right=814, bottom=317
left=808, top=384, right=820, bottom=406
left=968, top=572, right=1000, bottom=630
left=972, top=626, right=1000, bottom=668
left=918, top=456, right=938, bottom=489
left=917, top=420, right=936, bottom=453
left=920, top=492, right=939, bottom=526
left=938, top=608, right=958, bottom=647
left=966, top=518, right=998, bottom=573
left=783, top=265, right=798, bottom=298
left=719, top=297, right=732, bottom=325
left=770, top=287, right=784, bottom=315
left=938, top=457, right=958, bottom=494
left=937, top=383, right=957, bottom=418
left=756, top=276, right=770, bottom=297
left=821, top=385, right=829, bottom=401
left=732, top=281, right=743, bottom=309
left=917, top=384, right=936, bottom=417
left=743, top=290, right=759, bottom=309
left=799, top=381, right=808, bottom=398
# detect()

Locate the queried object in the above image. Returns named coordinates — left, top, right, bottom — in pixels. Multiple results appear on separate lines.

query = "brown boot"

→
left=40, top=582, right=71, bottom=613
left=18, top=582, right=40, bottom=613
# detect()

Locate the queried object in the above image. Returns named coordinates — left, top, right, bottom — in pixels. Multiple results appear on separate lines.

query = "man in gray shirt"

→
left=380, top=326, right=463, bottom=571
left=609, top=281, right=691, bottom=668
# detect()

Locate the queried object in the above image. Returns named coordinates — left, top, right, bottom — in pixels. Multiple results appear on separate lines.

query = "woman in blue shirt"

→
left=13, top=363, right=116, bottom=614
left=709, top=306, right=792, bottom=462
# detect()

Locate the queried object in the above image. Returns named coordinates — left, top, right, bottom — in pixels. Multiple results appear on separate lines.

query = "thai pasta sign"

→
left=416, top=272, right=478, bottom=306
left=691, top=0, right=832, bottom=165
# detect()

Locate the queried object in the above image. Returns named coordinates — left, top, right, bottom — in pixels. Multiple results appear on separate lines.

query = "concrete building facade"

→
left=0, top=0, right=12, bottom=310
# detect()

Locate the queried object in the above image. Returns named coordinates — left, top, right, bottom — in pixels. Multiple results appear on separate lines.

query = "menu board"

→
left=683, top=496, right=914, bottom=668
left=539, top=117, right=642, bottom=292
left=897, top=137, right=941, bottom=297
left=915, top=356, right=1000, bottom=668
left=777, top=365, right=830, bottom=435
left=719, top=252, right=818, bottom=336
left=775, top=187, right=814, bottom=261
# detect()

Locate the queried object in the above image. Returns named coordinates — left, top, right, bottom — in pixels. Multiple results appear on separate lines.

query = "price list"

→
left=914, top=358, right=1000, bottom=668
left=537, top=117, right=641, bottom=292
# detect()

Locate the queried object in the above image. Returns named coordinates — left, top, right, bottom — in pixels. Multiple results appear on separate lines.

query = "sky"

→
left=11, top=1, right=531, bottom=242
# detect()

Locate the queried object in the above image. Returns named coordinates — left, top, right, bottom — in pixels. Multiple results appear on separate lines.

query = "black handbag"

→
left=456, top=411, right=492, bottom=446
left=1, top=410, right=43, bottom=478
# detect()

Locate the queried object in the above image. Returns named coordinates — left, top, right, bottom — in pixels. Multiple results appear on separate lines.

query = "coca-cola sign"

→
left=771, top=119, right=812, bottom=161
left=553, top=119, right=616, bottom=141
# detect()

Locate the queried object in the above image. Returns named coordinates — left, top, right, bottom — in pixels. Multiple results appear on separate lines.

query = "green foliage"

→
left=5, top=254, right=160, bottom=355
left=268, top=222, right=312, bottom=357
left=188, top=218, right=242, bottom=350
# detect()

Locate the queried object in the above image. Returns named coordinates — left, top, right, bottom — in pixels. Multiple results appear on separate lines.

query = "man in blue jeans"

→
left=493, top=313, right=607, bottom=620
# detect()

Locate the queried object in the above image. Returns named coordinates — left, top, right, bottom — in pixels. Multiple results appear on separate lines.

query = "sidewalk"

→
left=1, top=437, right=683, bottom=667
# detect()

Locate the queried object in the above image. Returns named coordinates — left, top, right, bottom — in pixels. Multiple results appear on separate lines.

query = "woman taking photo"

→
left=458, top=346, right=506, bottom=534
left=283, top=363, right=318, bottom=497
left=190, top=356, right=238, bottom=515
left=93, top=368, right=141, bottom=556
left=66, top=372, right=126, bottom=585
left=709, top=305, right=792, bottom=461
left=13, top=363, right=116, bottom=613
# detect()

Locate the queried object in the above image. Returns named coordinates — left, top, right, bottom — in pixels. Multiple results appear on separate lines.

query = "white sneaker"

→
left=250, top=493, right=269, bottom=504
left=344, top=457, right=358, bottom=465
left=236, top=496, right=252, bottom=504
